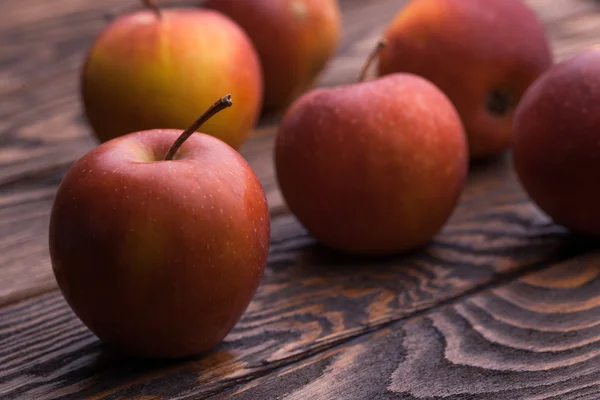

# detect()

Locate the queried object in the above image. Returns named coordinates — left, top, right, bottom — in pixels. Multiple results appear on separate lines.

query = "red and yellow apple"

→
left=274, top=74, right=468, bottom=255
left=377, top=0, right=553, bottom=159
left=81, top=3, right=263, bottom=149
left=513, top=49, right=600, bottom=236
left=204, top=0, right=341, bottom=112
left=49, top=96, right=271, bottom=358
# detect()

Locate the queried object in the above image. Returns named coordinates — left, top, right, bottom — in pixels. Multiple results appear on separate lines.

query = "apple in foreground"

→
left=204, top=0, right=341, bottom=112
left=49, top=95, right=271, bottom=358
left=81, top=0, right=263, bottom=149
left=513, top=49, right=600, bottom=236
left=377, top=0, right=553, bottom=159
left=274, top=71, right=469, bottom=255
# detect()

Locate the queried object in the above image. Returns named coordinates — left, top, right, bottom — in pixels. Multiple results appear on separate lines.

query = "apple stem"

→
left=164, top=95, right=233, bottom=161
left=358, top=40, right=388, bottom=83
left=142, top=0, right=162, bottom=19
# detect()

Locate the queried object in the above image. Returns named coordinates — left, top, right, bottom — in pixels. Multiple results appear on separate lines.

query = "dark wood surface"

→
left=1, top=0, right=600, bottom=399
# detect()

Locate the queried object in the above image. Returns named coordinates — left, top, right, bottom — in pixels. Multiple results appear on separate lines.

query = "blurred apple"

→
left=513, top=49, right=600, bottom=236
left=377, top=0, right=553, bottom=159
left=204, top=0, right=341, bottom=112
left=49, top=95, right=271, bottom=358
left=81, top=1, right=262, bottom=149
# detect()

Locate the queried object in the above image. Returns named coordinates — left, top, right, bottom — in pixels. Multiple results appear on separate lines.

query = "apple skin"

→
left=48, top=130, right=270, bottom=358
left=513, top=49, right=600, bottom=236
left=81, top=9, right=263, bottom=149
left=274, top=74, right=468, bottom=255
left=203, top=0, right=341, bottom=112
left=377, top=0, right=553, bottom=159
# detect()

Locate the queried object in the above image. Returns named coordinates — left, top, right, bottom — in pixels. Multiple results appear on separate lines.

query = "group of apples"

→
left=48, top=0, right=600, bottom=359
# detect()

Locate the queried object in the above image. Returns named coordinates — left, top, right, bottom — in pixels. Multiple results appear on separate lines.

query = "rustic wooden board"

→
left=1, top=0, right=600, bottom=399
left=219, top=253, right=600, bottom=400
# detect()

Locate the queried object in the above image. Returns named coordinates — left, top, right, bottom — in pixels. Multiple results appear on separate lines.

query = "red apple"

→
left=274, top=72, right=468, bottom=255
left=204, top=0, right=341, bottom=112
left=513, top=49, right=600, bottom=236
left=377, top=0, right=553, bottom=159
left=81, top=1, right=263, bottom=150
left=49, top=96, right=271, bottom=358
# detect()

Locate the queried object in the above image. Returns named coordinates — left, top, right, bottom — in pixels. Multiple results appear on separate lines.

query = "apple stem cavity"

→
left=164, top=95, right=233, bottom=161
left=142, top=0, right=162, bottom=19
left=358, top=40, right=388, bottom=83
left=485, top=89, right=513, bottom=117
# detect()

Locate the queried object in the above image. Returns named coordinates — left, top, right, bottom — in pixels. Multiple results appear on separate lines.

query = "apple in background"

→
left=204, top=0, right=341, bottom=112
left=513, top=49, right=600, bottom=236
left=81, top=1, right=263, bottom=150
left=274, top=70, right=468, bottom=255
left=377, top=0, right=553, bottom=159
left=49, top=95, right=271, bottom=358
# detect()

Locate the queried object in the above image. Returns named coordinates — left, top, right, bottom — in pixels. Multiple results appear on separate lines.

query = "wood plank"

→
left=217, top=252, right=600, bottom=400
left=1, top=1, right=600, bottom=398
left=0, top=154, right=589, bottom=399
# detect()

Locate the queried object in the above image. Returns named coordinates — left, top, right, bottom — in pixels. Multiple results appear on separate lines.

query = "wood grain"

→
left=0, top=154, right=592, bottom=399
left=1, top=0, right=600, bottom=399
left=220, top=253, right=600, bottom=400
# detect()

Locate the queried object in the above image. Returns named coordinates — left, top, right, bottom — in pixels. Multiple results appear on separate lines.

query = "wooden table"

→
left=2, top=0, right=600, bottom=398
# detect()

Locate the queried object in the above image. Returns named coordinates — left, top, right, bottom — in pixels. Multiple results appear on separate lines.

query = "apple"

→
left=81, top=0, right=263, bottom=150
left=513, top=49, right=600, bottom=236
left=203, top=0, right=341, bottom=112
left=49, top=95, right=271, bottom=358
left=377, top=0, right=553, bottom=159
left=274, top=60, right=469, bottom=255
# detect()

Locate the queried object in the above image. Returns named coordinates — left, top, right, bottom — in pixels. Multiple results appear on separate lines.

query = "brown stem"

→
left=358, top=39, right=388, bottom=83
left=142, top=0, right=162, bottom=19
left=164, top=95, right=233, bottom=161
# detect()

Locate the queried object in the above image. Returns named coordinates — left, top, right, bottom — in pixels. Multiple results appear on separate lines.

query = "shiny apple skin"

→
left=49, top=130, right=270, bottom=358
left=275, top=73, right=468, bottom=255
left=81, top=9, right=263, bottom=149
left=513, top=49, right=600, bottom=236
